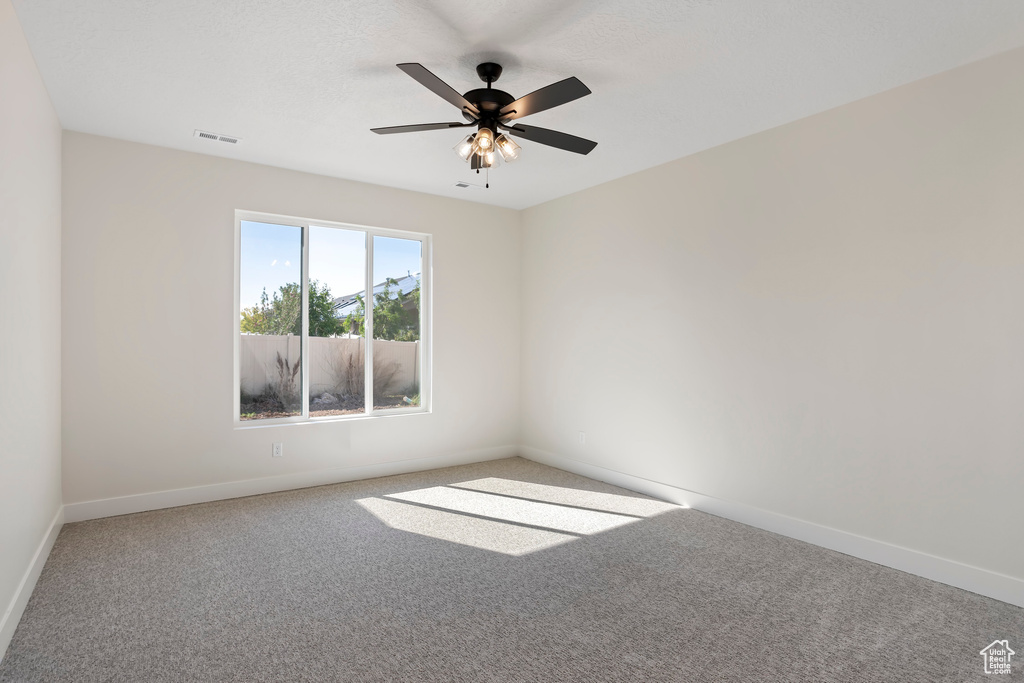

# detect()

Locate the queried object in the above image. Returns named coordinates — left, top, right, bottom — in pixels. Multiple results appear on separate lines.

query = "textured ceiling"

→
left=13, top=0, right=1024, bottom=209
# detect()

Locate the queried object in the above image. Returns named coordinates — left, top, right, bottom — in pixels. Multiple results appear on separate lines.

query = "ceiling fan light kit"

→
left=371, top=62, right=596, bottom=188
left=495, top=133, right=520, bottom=162
left=453, top=134, right=475, bottom=161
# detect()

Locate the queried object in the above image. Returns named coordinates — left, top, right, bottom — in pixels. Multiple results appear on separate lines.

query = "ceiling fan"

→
left=371, top=62, right=597, bottom=183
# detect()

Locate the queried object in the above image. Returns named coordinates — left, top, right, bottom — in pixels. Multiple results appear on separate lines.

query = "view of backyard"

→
left=239, top=220, right=423, bottom=421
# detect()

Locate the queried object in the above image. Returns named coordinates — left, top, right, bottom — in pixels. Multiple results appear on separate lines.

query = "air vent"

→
left=194, top=129, right=242, bottom=145
left=454, top=181, right=484, bottom=190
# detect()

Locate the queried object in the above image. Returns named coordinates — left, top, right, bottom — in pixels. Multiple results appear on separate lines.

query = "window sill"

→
left=233, top=407, right=430, bottom=429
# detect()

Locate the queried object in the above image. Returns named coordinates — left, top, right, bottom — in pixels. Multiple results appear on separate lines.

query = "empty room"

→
left=2, top=1, right=1023, bottom=681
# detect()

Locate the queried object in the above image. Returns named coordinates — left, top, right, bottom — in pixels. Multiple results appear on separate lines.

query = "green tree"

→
left=308, top=280, right=344, bottom=337
left=373, top=278, right=420, bottom=341
left=240, top=280, right=343, bottom=337
left=340, top=279, right=420, bottom=341
left=240, top=284, right=299, bottom=335
left=344, top=300, right=365, bottom=338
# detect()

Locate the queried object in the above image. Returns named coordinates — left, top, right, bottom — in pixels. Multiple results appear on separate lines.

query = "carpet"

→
left=1, top=457, right=1020, bottom=682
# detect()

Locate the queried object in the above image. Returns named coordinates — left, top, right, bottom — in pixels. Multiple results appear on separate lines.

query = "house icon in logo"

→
left=980, top=640, right=1014, bottom=675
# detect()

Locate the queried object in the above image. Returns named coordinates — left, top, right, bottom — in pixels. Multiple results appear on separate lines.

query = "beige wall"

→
left=61, top=132, right=521, bottom=505
left=0, top=0, right=63, bottom=648
left=521, top=48, right=1024, bottom=580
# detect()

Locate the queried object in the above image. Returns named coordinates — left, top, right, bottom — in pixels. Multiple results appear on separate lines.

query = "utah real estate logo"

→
left=980, top=640, right=1014, bottom=675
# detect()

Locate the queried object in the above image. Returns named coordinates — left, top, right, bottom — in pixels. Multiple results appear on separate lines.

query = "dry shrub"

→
left=322, top=344, right=363, bottom=398
left=326, top=343, right=399, bottom=399
left=274, top=352, right=300, bottom=409
left=372, top=358, right=399, bottom=397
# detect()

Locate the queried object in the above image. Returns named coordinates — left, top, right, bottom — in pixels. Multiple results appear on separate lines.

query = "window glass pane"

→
left=308, top=226, right=366, bottom=417
left=371, top=236, right=422, bottom=410
left=239, top=221, right=303, bottom=420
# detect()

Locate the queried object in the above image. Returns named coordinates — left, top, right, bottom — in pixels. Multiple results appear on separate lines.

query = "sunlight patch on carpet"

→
left=450, top=477, right=682, bottom=517
left=385, top=486, right=637, bottom=535
left=357, top=478, right=682, bottom=555
left=356, top=496, right=577, bottom=556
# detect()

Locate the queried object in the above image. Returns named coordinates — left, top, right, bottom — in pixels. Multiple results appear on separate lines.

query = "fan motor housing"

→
left=462, top=88, right=515, bottom=115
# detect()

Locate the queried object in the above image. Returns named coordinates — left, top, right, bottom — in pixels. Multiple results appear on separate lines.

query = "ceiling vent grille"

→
left=194, top=129, right=241, bottom=144
left=454, top=181, right=484, bottom=190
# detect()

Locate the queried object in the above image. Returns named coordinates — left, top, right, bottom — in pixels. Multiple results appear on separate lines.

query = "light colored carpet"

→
left=1, top=457, right=1020, bottom=682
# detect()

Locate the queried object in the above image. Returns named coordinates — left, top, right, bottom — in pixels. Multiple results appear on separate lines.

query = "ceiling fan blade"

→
left=498, top=77, right=591, bottom=120
left=502, top=124, right=597, bottom=155
left=397, top=63, right=480, bottom=117
left=371, top=122, right=473, bottom=135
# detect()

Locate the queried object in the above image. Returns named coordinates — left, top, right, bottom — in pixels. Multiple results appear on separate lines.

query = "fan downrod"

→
left=462, top=63, right=513, bottom=120
left=476, top=62, right=503, bottom=86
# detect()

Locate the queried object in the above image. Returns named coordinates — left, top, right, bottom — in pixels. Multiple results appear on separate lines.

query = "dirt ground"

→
left=240, top=393, right=410, bottom=420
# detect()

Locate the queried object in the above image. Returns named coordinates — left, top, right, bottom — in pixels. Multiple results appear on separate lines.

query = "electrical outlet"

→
left=272, top=442, right=283, bottom=458
left=578, top=431, right=586, bottom=447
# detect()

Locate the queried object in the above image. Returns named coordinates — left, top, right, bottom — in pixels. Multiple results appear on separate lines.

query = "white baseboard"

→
left=521, top=446, right=1024, bottom=608
left=0, top=505, right=64, bottom=664
left=64, top=445, right=517, bottom=523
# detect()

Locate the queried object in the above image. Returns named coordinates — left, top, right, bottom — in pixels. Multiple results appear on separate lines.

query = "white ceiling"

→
left=13, top=0, right=1024, bottom=209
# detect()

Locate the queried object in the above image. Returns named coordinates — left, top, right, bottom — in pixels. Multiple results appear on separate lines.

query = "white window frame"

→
left=233, top=209, right=432, bottom=427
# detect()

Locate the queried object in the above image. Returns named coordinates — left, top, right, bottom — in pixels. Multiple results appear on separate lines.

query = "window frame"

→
left=233, top=209, right=432, bottom=427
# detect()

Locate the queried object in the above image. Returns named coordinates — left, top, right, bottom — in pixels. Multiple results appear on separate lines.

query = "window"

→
left=235, top=211, right=430, bottom=424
